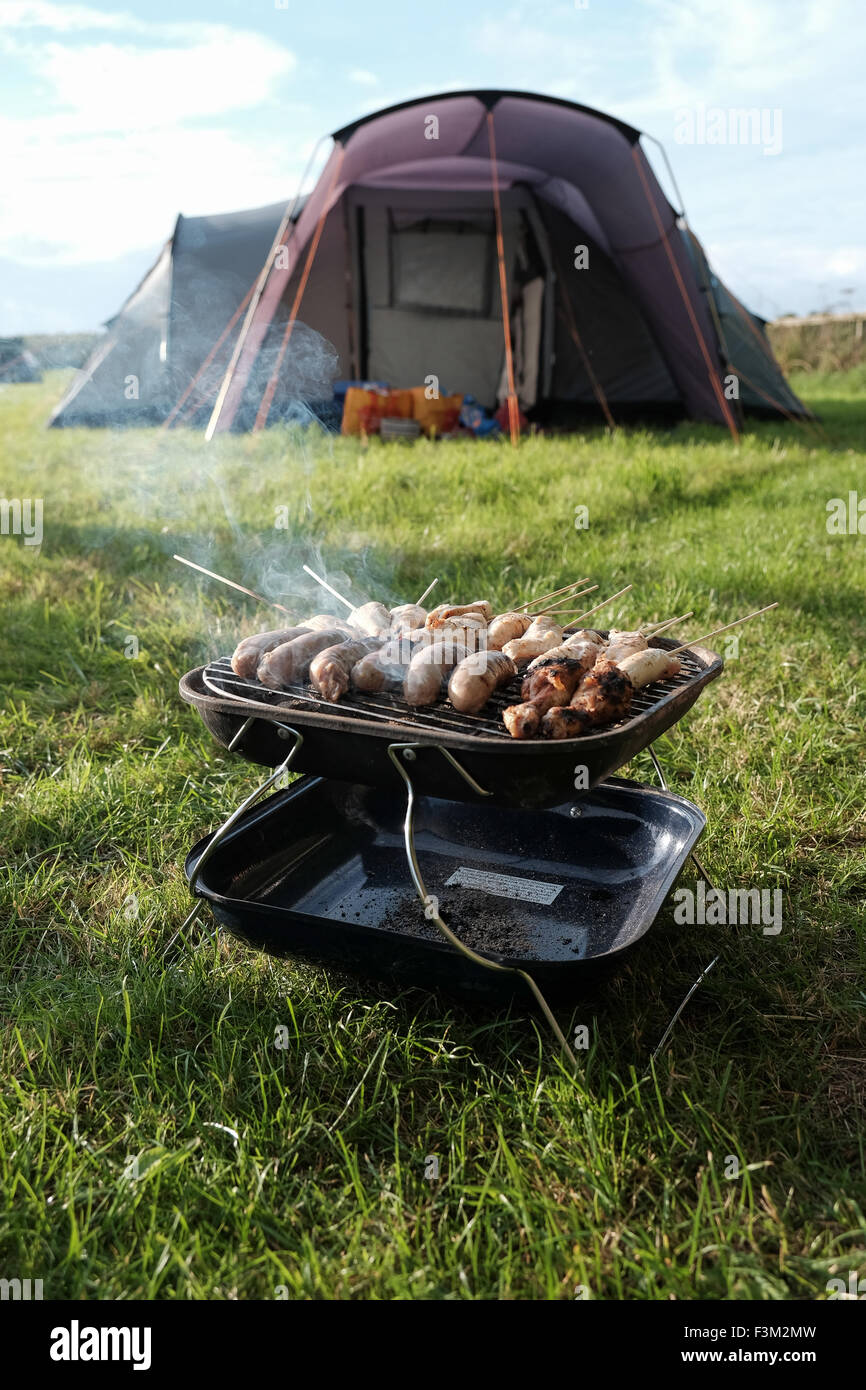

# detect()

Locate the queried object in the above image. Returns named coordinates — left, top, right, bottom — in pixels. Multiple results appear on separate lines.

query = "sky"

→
left=1, top=0, right=864, bottom=333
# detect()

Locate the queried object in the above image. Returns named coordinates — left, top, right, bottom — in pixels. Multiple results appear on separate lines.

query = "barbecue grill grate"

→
left=200, top=646, right=706, bottom=741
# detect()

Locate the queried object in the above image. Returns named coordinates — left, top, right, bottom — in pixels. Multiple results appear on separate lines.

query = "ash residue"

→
left=380, top=890, right=534, bottom=958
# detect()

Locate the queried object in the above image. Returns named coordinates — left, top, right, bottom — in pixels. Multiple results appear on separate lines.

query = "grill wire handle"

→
left=387, top=742, right=580, bottom=1074
left=164, top=719, right=304, bottom=957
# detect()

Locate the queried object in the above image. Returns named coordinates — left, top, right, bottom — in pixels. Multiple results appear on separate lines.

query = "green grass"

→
left=1, top=369, right=864, bottom=1300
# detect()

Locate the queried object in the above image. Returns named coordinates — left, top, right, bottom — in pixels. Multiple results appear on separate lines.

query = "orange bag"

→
left=341, top=387, right=415, bottom=435
left=409, top=388, right=463, bottom=437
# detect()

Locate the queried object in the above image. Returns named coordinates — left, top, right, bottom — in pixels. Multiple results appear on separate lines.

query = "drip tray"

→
left=185, top=775, right=705, bottom=1000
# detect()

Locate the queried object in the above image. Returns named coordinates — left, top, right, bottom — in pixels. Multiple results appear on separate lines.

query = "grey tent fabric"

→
left=50, top=201, right=288, bottom=427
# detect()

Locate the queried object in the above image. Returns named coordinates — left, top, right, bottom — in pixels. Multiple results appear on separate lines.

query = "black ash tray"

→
left=184, top=774, right=705, bottom=1001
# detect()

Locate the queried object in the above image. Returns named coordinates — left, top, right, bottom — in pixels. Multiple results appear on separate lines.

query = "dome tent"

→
left=52, top=90, right=808, bottom=435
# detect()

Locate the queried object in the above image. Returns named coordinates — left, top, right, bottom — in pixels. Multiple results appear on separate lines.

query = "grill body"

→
left=180, top=637, right=722, bottom=809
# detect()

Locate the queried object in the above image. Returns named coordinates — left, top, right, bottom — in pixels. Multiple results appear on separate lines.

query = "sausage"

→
left=487, top=612, right=533, bottom=649
left=348, top=601, right=392, bottom=636
left=309, top=637, right=383, bottom=702
left=447, top=650, right=517, bottom=714
left=304, top=613, right=356, bottom=634
left=257, top=628, right=348, bottom=688
left=403, top=639, right=470, bottom=706
left=616, top=647, right=681, bottom=688
left=231, top=626, right=310, bottom=679
left=426, top=600, right=493, bottom=628
left=390, top=603, right=427, bottom=632
left=351, top=632, right=429, bottom=692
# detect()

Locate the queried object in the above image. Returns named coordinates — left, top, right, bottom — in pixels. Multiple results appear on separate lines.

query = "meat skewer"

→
left=542, top=647, right=682, bottom=739
left=349, top=601, right=392, bottom=636
left=390, top=603, right=428, bottom=633
left=426, top=600, right=494, bottom=628
left=502, top=614, right=564, bottom=664
left=502, top=652, right=592, bottom=738
left=447, top=650, right=517, bottom=714
left=309, top=636, right=384, bottom=702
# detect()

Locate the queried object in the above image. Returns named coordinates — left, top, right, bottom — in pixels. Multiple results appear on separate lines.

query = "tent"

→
left=0, top=338, right=42, bottom=383
left=51, top=89, right=808, bottom=434
left=48, top=201, right=291, bottom=426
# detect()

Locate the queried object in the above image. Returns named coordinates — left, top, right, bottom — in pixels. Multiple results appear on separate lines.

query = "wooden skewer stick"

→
left=302, top=564, right=356, bottom=613
left=566, top=584, right=634, bottom=624
left=518, top=579, right=592, bottom=611
left=416, top=578, right=438, bottom=606
left=173, top=554, right=292, bottom=616
left=641, top=610, right=694, bottom=636
left=669, top=603, right=779, bottom=656
left=519, top=578, right=592, bottom=611
left=541, top=585, right=598, bottom=614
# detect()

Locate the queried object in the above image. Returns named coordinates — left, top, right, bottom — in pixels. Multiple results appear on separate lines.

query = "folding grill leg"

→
left=646, top=741, right=720, bottom=1063
left=164, top=719, right=304, bottom=958
left=387, top=742, right=580, bottom=1073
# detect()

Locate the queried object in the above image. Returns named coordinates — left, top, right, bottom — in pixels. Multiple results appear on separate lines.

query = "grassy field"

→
left=1, top=369, right=864, bottom=1301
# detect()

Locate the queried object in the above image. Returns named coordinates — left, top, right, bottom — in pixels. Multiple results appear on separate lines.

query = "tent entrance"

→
left=349, top=187, right=553, bottom=410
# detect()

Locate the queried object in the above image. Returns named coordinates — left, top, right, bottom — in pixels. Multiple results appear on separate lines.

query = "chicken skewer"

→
left=541, top=603, right=778, bottom=739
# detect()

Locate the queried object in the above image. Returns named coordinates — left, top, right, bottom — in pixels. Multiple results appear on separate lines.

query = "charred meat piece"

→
left=542, top=659, right=633, bottom=738
left=257, top=628, right=348, bottom=688
left=309, top=636, right=383, bottom=702
left=503, top=655, right=588, bottom=738
left=231, top=626, right=311, bottom=679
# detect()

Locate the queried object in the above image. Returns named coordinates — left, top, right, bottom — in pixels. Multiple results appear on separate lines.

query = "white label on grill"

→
left=444, top=867, right=563, bottom=905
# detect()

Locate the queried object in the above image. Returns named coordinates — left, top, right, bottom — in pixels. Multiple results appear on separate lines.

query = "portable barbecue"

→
left=177, top=633, right=723, bottom=1054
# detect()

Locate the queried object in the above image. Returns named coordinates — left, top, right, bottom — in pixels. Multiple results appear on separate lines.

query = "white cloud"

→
left=349, top=68, right=379, bottom=86
left=0, top=5, right=304, bottom=264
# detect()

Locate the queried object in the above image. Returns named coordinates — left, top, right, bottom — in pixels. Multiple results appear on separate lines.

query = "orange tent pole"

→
left=630, top=147, right=740, bottom=443
left=161, top=283, right=255, bottom=430
left=487, top=111, right=520, bottom=446
left=253, top=146, right=346, bottom=433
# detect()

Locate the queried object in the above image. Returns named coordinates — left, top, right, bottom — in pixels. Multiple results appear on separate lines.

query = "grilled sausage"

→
left=304, top=613, right=356, bottom=634
left=257, top=628, right=348, bottom=688
left=231, top=626, right=311, bottom=679
left=309, top=636, right=383, bottom=702
left=351, top=632, right=431, bottom=691
left=447, top=650, right=516, bottom=714
left=349, top=601, right=392, bottom=636
left=527, top=637, right=602, bottom=673
left=390, top=603, right=427, bottom=632
left=403, top=639, right=470, bottom=706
